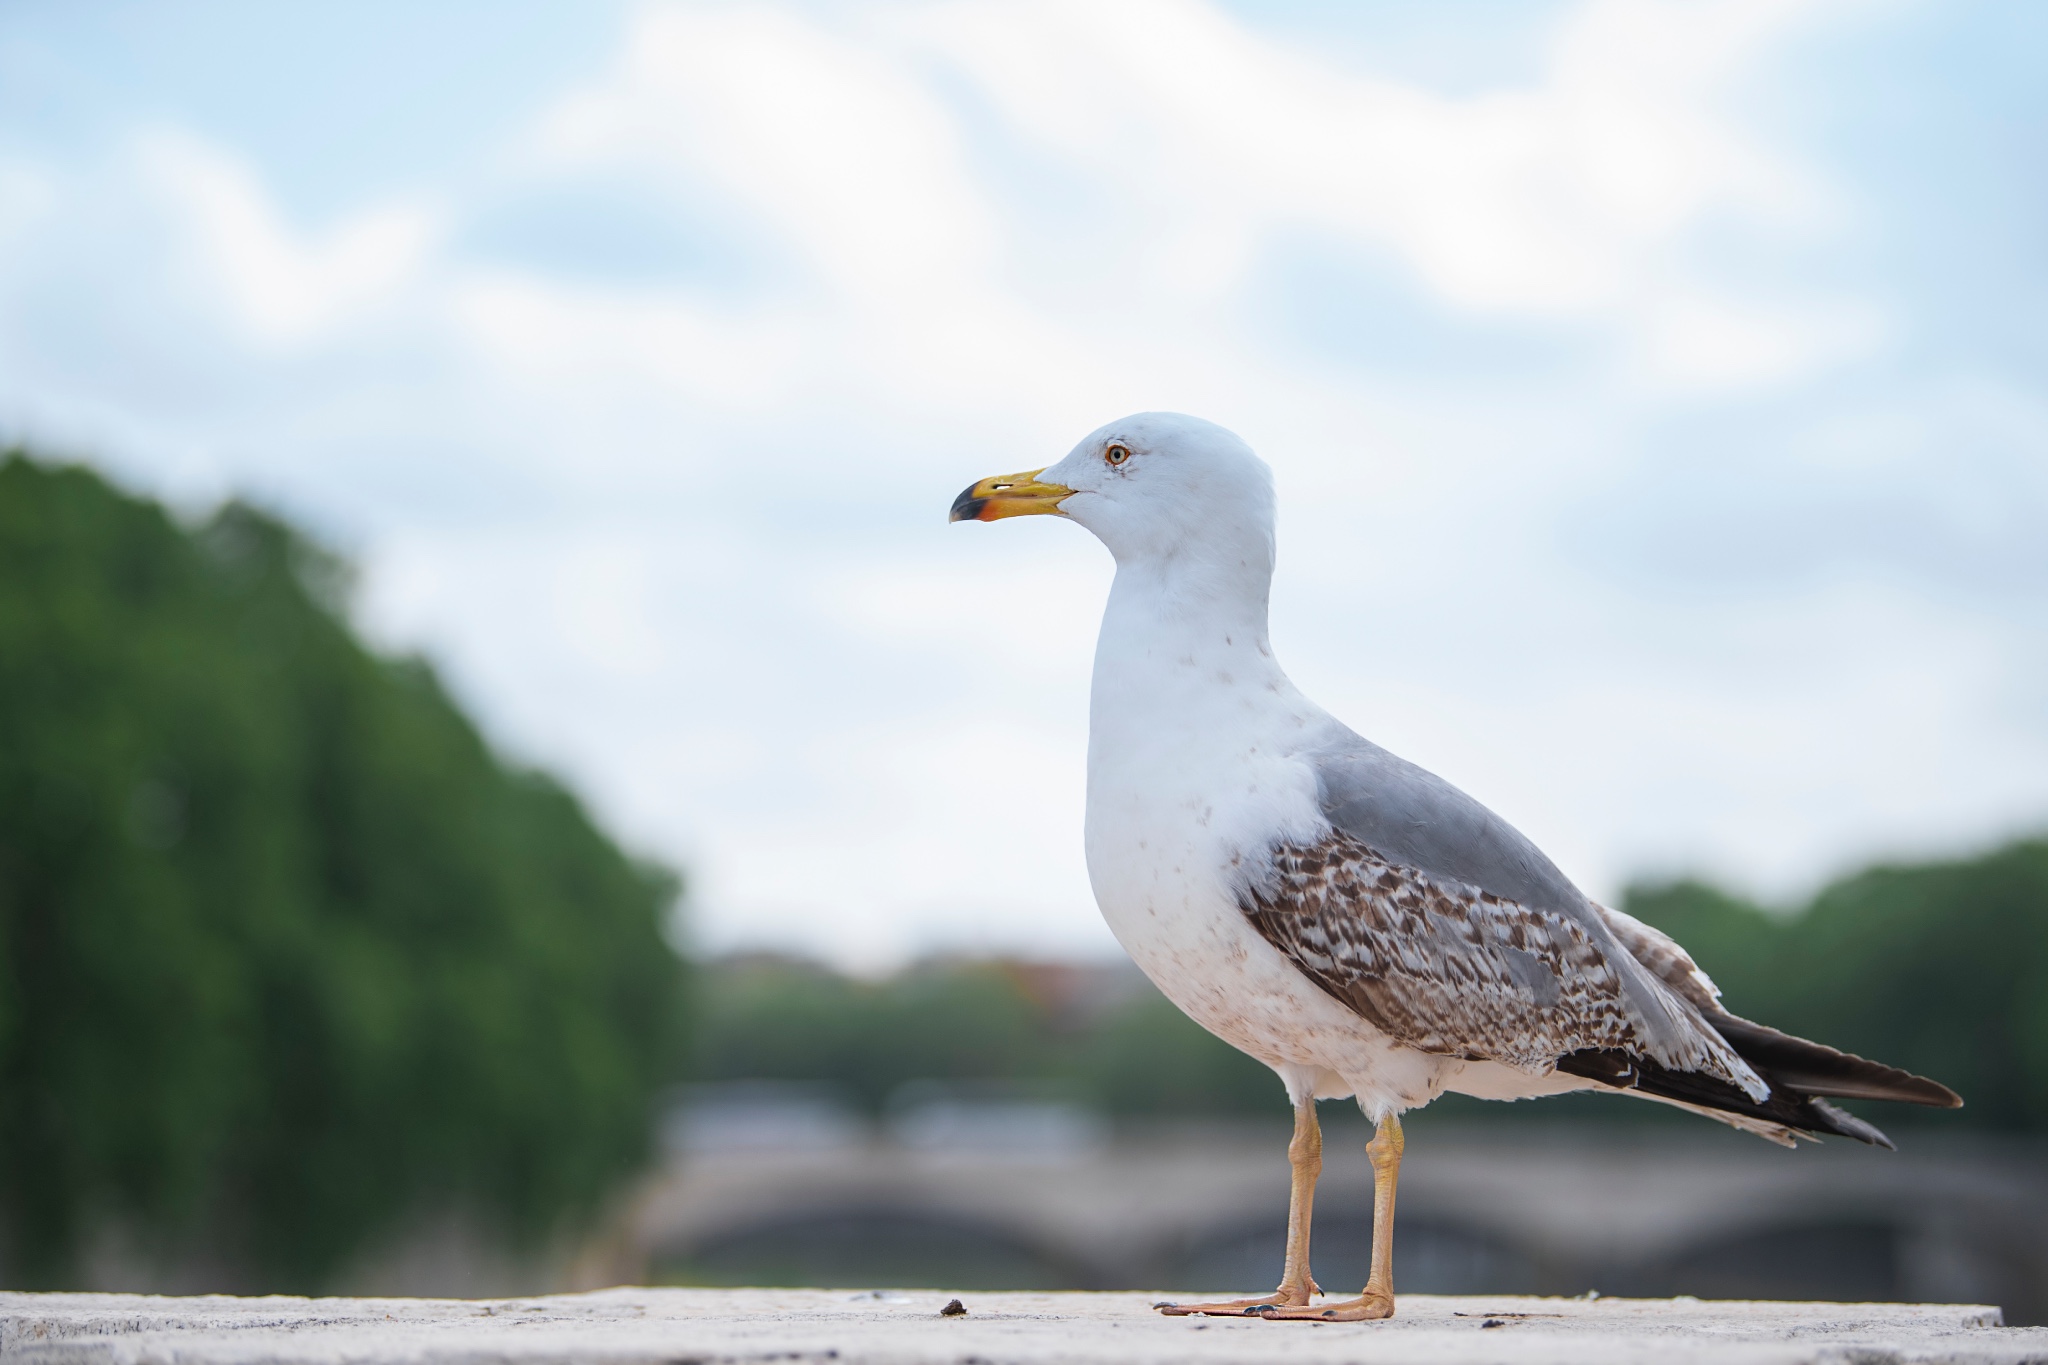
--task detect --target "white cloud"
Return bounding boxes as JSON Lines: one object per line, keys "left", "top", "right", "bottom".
{"left": 138, "top": 129, "right": 439, "bottom": 344}
{"left": 535, "top": 6, "right": 994, "bottom": 305}
{"left": 917, "top": 0, "right": 1840, "bottom": 346}
{"left": 1639, "top": 289, "right": 1888, "bottom": 388}
{"left": 450, "top": 269, "right": 804, "bottom": 404}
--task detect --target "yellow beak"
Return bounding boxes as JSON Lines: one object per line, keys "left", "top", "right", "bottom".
{"left": 948, "top": 468, "right": 1075, "bottom": 523}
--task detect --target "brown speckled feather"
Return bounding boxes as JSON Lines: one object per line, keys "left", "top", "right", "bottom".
{"left": 1239, "top": 829, "right": 1644, "bottom": 1074}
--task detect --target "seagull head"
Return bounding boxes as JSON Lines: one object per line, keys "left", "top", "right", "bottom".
{"left": 949, "top": 412, "right": 1275, "bottom": 567}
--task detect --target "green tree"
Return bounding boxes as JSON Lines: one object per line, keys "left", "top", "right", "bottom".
{"left": 693, "top": 956, "right": 1051, "bottom": 1111}
{"left": 693, "top": 954, "right": 1284, "bottom": 1116}
{"left": 0, "top": 452, "right": 687, "bottom": 1288}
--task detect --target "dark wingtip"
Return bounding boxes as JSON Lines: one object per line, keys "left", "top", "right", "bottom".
{"left": 1923, "top": 1074, "right": 1966, "bottom": 1109}
{"left": 1710, "top": 1015, "right": 1965, "bottom": 1109}
{"left": 949, "top": 484, "right": 987, "bottom": 523}
{"left": 1912, "top": 1078, "right": 1966, "bottom": 1109}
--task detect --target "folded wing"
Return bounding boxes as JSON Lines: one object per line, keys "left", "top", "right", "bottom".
{"left": 1239, "top": 731, "right": 1960, "bottom": 1147}
{"left": 1284, "top": 732, "right": 1761, "bottom": 1092}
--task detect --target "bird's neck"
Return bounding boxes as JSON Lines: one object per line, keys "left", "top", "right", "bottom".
{"left": 1088, "top": 553, "right": 1297, "bottom": 754}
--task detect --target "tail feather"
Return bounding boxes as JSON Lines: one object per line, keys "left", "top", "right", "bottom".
{"left": 1558, "top": 1017, "right": 1960, "bottom": 1148}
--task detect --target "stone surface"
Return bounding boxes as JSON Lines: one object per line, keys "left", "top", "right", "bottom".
{"left": 5, "top": 1289, "right": 2047, "bottom": 1365}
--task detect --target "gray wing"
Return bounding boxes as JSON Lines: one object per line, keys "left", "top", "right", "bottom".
{"left": 1239, "top": 725, "right": 1763, "bottom": 1090}
{"left": 1309, "top": 729, "right": 1589, "bottom": 922}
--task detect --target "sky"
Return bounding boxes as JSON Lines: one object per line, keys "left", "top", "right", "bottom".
{"left": 1, "top": 0, "right": 2043, "bottom": 968}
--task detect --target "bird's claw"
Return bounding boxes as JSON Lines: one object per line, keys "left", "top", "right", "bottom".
{"left": 1255, "top": 1291, "right": 1396, "bottom": 1322}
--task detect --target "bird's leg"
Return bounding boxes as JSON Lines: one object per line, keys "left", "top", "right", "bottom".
{"left": 1277, "top": 1097, "right": 1326, "bottom": 1300}
{"left": 1156, "top": 1097, "right": 1323, "bottom": 1315}
{"left": 1259, "top": 1112, "right": 1401, "bottom": 1322}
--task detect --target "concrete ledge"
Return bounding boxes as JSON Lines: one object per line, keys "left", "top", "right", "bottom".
{"left": 3, "top": 1288, "right": 2043, "bottom": 1365}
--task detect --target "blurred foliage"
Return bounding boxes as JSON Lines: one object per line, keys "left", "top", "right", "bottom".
{"left": 0, "top": 452, "right": 687, "bottom": 1289}
{"left": 694, "top": 956, "right": 1280, "bottom": 1115}
{"left": 696, "top": 840, "right": 2048, "bottom": 1132}
{"left": 696, "top": 959, "right": 1050, "bottom": 1110}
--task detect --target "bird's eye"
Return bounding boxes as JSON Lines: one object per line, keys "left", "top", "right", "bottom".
{"left": 1105, "top": 443, "right": 1131, "bottom": 466}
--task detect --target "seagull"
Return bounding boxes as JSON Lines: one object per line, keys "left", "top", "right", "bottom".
{"left": 950, "top": 413, "right": 1961, "bottom": 1322}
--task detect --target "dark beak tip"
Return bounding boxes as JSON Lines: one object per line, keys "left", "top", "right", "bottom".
{"left": 949, "top": 485, "right": 987, "bottom": 523}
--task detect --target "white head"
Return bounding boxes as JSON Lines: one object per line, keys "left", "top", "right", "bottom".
{"left": 949, "top": 413, "right": 1275, "bottom": 574}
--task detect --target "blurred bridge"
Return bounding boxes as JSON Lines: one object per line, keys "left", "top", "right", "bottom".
{"left": 619, "top": 1089, "right": 2048, "bottom": 1323}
